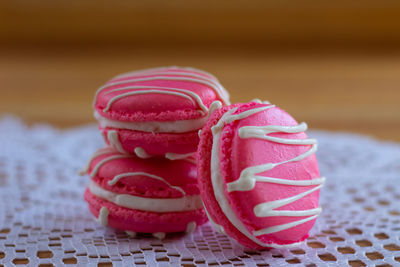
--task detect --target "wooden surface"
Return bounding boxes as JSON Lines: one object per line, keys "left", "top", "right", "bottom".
{"left": 0, "top": 48, "right": 399, "bottom": 141}
{"left": 2, "top": 0, "right": 400, "bottom": 49}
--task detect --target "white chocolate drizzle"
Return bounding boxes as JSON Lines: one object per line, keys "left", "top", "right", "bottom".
{"left": 107, "top": 130, "right": 126, "bottom": 154}
{"left": 88, "top": 181, "right": 203, "bottom": 212}
{"left": 107, "top": 172, "right": 186, "bottom": 196}
{"left": 185, "top": 221, "right": 197, "bottom": 234}
{"left": 79, "top": 147, "right": 115, "bottom": 175}
{"left": 115, "top": 66, "right": 219, "bottom": 82}
{"left": 97, "top": 206, "right": 109, "bottom": 227}
{"left": 134, "top": 146, "right": 196, "bottom": 163}
{"left": 93, "top": 67, "right": 230, "bottom": 116}
{"left": 89, "top": 154, "right": 131, "bottom": 177}
{"left": 103, "top": 84, "right": 209, "bottom": 112}
{"left": 134, "top": 147, "right": 152, "bottom": 159}
{"left": 103, "top": 87, "right": 203, "bottom": 113}
{"left": 167, "top": 153, "right": 197, "bottom": 164}
{"left": 204, "top": 206, "right": 225, "bottom": 234}
{"left": 228, "top": 122, "right": 324, "bottom": 192}
{"left": 165, "top": 152, "right": 194, "bottom": 161}
{"left": 210, "top": 103, "right": 325, "bottom": 248}
{"left": 180, "top": 156, "right": 197, "bottom": 165}
{"left": 152, "top": 232, "right": 166, "bottom": 240}
{"left": 251, "top": 99, "right": 270, "bottom": 104}
{"left": 207, "top": 100, "right": 222, "bottom": 118}
{"left": 197, "top": 100, "right": 221, "bottom": 139}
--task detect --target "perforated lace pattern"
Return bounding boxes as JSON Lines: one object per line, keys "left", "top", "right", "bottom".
{"left": 0, "top": 117, "right": 399, "bottom": 266}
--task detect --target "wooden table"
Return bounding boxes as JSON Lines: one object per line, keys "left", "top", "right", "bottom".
{"left": 1, "top": 47, "right": 399, "bottom": 141}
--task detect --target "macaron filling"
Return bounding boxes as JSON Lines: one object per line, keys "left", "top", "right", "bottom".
{"left": 88, "top": 180, "right": 203, "bottom": 213}
{"left": 95, "top": 110, "right": 207, "bottom": 133}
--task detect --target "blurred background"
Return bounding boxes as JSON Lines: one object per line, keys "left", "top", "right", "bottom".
{"left": 1, "top": 0, "right": 400, "bottom": 140}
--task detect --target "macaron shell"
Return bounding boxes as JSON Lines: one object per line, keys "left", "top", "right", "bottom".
{"left": 223, "top": 104, "right": 320, "bottom": 245}
{"left": 198, "top": 102, "right": 323, "bottom": 249}
{"left": 101, "top": 127, "right": 200, "bottom": 156}
{"left": 96, "top": 80, "right": 216, "bottom": 121}
{"left": 85, "top": 189, "right": 208, "bottom": 233}
{"left": 94, "top": 66, "right": 230, "bottom": 122}
{"left": 87, "top": 148, "right": 199, "bottom": 198}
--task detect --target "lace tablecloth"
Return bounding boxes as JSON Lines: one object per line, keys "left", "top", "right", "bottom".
{"left": 0, "top": 116, "right": 400, "bottom": 267}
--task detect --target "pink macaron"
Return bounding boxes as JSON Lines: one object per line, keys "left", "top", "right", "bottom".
{"left": 93, "top": 66, "right": 230, "bottom": 159}
{"left": 82, "top": 147, "right": 208, "bottom": 238}
{"left": 197, "top": 101, "right": 325, "bottom": 249}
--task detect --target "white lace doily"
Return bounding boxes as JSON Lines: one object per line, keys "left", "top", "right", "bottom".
{"left": 0, "top": 116, "right": 400, "bottom": 267}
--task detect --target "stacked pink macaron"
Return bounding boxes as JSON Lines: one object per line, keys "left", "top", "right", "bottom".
{"left": 82, "top": 66, "right": 230, "bottom": 238}
{"left": 93, "top": 66, "right": 229, "bottom": 158}
{"left": 82, "top": 66, "right": 325, "bottom": 249}
{"left": 82, "top": 148, "right": 206, "bottom": 238}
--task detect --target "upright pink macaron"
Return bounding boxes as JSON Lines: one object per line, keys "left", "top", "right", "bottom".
{"left": 93, "top": 66, "right": 230, "bottom": 159}
{"left": 82, "top": 147, "right": 208, "bottom": 238}
{"left": 197, "top": 101, "right": 325, "bottom": 249}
